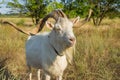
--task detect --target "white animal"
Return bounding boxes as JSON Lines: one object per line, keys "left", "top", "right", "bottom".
{"left": 3, "top": 10, "right": 79, "bottom": 80}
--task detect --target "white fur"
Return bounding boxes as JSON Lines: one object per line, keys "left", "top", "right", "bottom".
{"left": 25, "top": 17, "right": 79, "bottom": 80}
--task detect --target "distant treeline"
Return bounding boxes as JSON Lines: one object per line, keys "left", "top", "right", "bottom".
{"left": 1, "top": 0, "right": 120, "bottom": 26}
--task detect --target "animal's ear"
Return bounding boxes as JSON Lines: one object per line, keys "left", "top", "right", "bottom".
{"left": 72, "top": 16, "right": 80, "bottom": 24}
{"left": 46, "top": 21, "right": 54, "bottom": 30}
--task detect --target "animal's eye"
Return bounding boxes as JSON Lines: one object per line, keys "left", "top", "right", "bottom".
{"left": 54, "top": 24, "right": 62, "bottom": 31}
{"left": 55, "top": 27, "right": 61, "bottom": 31}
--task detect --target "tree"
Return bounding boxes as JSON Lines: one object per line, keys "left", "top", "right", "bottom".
{"left": 60, "top": 0, "right": 120, "bottom": 26}
{"left": 25, "top": 0, "right": 47, "bottom": 25}
{"left": 8, "top": 0, "right": 47, "bottom": 25}
{"left": 7, "top": 0, "right": 25, "bottom": 16}
{"left": 61, "top": 0, "right": 78, "bottom": 17}
{"left": 0, "top": 0, "right": 4, "bottom": 4}
{"left": 88, "top": 0, "right": 120, "bottom": 26}
{"left": 46, "top": 1, "right": 63, "bottom": 14}
{"left": 7, "top": 0, "right": 120, "bottom": 26}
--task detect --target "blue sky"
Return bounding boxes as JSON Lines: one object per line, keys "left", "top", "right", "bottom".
{"left": 0, "top": 0, "right": 61, "bottom": 14}
{"left": 0, "top": 0, "right": 24, "bottom": 14}
{"left": 0, "top": 0, "right": 12, "bottom": 14}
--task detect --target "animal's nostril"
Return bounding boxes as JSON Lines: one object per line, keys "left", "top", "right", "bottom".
{"left": 69, "top": 38, "right": 75, "bottom": 42}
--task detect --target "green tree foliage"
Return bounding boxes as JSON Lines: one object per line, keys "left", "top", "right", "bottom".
{"left": 8, "top": 0, "right": 47, "bottom": 25}
{"left": 88, "top": 0, "right": 120, "bottom": 26}
{"left": 7, "top": 0, "right": 120, "bottom": 26}
{"left": 25, "top": 0, "right": 47, "bottom": 25}
{"left": 46, "top": 1, "right": 63, "bottom": 14}
{"left": 61, "top": 0, "right": 78, "bottom": 17}
{"left": 60, "top": 0, "right": 90, "bottom": 18}
{"left": 61, "top": 0, "right": 120, "bottom": 26}
{"left": 7, "top": 0, "right": 25, "bottom": 16}
{"left": 0, "top": 0, "right": 4, "bottom": 4}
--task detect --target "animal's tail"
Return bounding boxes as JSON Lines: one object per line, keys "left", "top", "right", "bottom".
{"left": 2, "top": 21, "right": 34, "bottom": 36}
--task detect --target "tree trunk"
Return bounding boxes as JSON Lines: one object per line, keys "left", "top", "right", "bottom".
{"left": 32, "top": 16, "right": 35, "bottom": 24}
{"left": 35, "top": 18, "right": 39, "bottom": 25}
{"left": 92, "top": 17, "right": 96, "bottom": 25}
{"left": 86, "top": 9, "right": 93, "bottom": 21}
{"left": 98, "top": 15, "right": 104, "bottom": 26}
{"left": 92, "top": 13, "right": 105, "bottom": 26}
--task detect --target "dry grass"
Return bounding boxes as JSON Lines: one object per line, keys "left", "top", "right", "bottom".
{"left": 0, "top": 18, "right": 120, "bottom": 80}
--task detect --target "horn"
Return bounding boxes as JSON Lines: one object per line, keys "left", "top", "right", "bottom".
{"left": 2, "top": 10, "right": 67, "bottom": 36}
{"left": 36, "top": 9, "right": 67, "bottom": 33}
{"left": 2, "top": 20, "right": 30, "bottom": 35}
{"left": 57, "top": 9, "right": 67, "bottom": 18}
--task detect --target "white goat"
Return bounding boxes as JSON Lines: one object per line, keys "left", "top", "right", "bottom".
{"left": 3, "top": 10, "right": 79, "bottom": 80}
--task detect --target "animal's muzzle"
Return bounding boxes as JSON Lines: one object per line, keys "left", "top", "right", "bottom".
{"left": 68, "top": 37, "right": 76, "bottom": 47}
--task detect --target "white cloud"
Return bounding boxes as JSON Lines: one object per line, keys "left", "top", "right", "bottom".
{"left": 0, "top": 0, "right": 20, "bottom": 14}
{"left": 0, "top": 7, "right": 11, "bottom": 14}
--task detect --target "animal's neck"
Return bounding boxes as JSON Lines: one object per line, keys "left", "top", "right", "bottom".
{"left": 48, "top": 33, "right": 67, "bottom": 55}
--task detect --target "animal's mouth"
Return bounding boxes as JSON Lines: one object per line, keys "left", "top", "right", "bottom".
{"left": 63, "top": 37, "right": 76, "bottom": 47}
{"left": 67, "top": 39, "right": 76, "bottom": 47}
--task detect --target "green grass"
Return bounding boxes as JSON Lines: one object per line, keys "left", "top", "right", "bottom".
{"left": 0, "top": 18, "right": 120, "bottom": 80}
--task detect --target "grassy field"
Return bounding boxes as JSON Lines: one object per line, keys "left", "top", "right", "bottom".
{"left": 0, "top": 18, "right": 120, "bottom": 80}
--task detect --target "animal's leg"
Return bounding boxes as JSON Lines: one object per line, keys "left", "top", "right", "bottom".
{"left": 27, "top": 66, "right": 32, "bottom": 80}
{"left": 29, "top": 73, "right": 32, "bottom": 80}
{"left": 44, "top": 74, "right": 51, "bottom": 80}
{"left": 56, "top": 76, "right": 62, "bottom": 80}
{"left": 37, "top": 69, "right": 41, "bottom": 80}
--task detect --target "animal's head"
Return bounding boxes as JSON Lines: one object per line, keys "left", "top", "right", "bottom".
{"left": 37, "top": 9, "right": 79, "bottom": 47}
{"left": 45, "top": 11, "right": 79, "bottom": 47}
